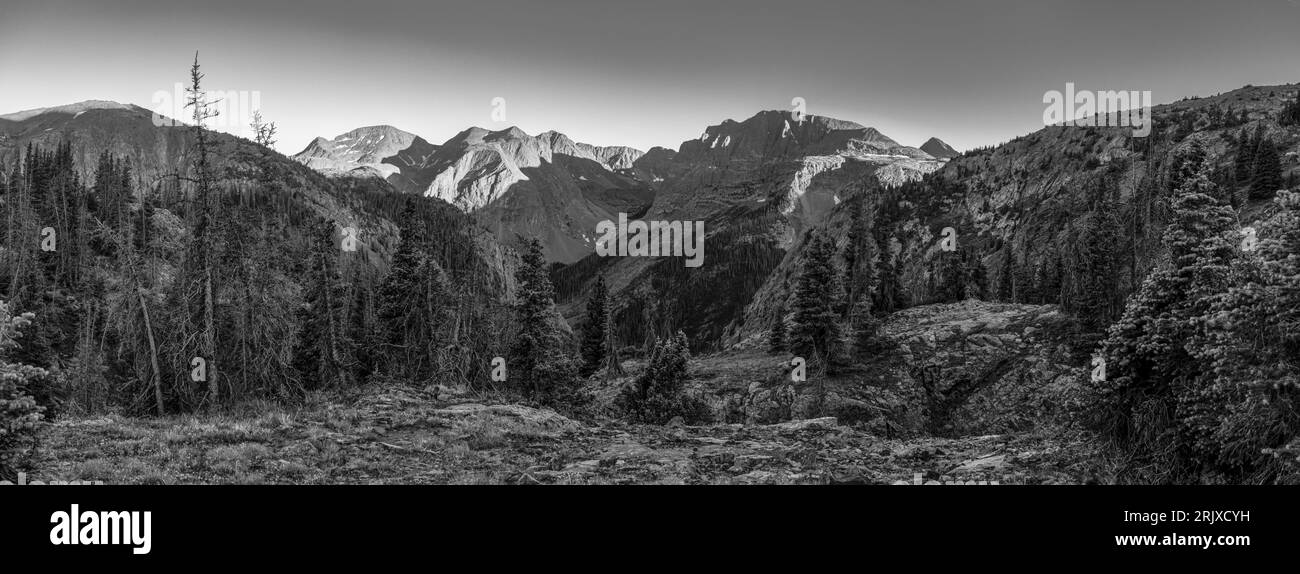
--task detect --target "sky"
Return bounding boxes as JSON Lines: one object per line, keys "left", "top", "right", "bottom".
{"left": 1, "top": 0, "right": 1298, "bottom": 155}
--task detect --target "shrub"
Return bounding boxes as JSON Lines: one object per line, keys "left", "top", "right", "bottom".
{"left": 618, "top": 331, "right": 712, "bottom": 424}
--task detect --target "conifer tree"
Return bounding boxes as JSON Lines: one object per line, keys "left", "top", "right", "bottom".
{"left": 1233, "top": 128, "right": 1257, "bottom": 187}
{"left": 1250, "top": 137, "right": 1282, "bottom": 199}
{"left": 787, "top": 229, "right": 843, "bottom": 365}
{"left": 377, "top": 201, "right": 450, "bottom": 381}
{"left": 1279, "top": 90, "right": 1300, "bottom": 126}
{"left": 510, "top": 237, "right": 582, "bottom": 405}
{"left": 843, "top": 199, "right": 879, "bottom": 314}
{"left": 1075, "top": 205, "right": 1121, "bottom": 330}
{"left": 0, "top": 300, "right": 45, "bottom": 479}
{"left": 292, "top": 221, "right": 353, "bottom": 388}
{"left": 179, "top": 52, "right": 221, "bottom": 406}
{"left": 767, "top": 301, "right": 786, "bottom": 354}
{"left": 1096, "top": 172, "right": 1238, "bottom": 472}
{"left": 579, "top": 275, "right": 609, "bottom": 377}
{"left": 619, "top": 330, "right": 708, "bottom": 424}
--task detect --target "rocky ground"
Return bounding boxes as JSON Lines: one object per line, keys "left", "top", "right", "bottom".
{"left": 32, "top": 383, "right": 1099, "bottom": 485}
{"left": 29, "top": 300, "right": 1107, "bottom": 485}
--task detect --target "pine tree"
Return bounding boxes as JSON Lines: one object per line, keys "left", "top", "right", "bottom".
{"left": 1168, "top": 137, "right": 1207, "bottom": 196}
{"left": 1034, "top": 247, "right": 1063, "bottom": 304}
{"left": 1250, "top": 137, "right": 1282, "bottom": 200}
{"left": 1013, "top": 251, "right": 1037, "bottom": 304}
{"left": 1075, "top": 205, "right": 1121, "bottom": 330}
{"left": 937, "top": 244, "right": 987, "bottom": 302}
{"left": 1279, "top": 90, "right": 1300, "bottom": 126}
{"left": 787, "top": 229, "right": 843, "bottom": 366}
{"left": 1233, "top": 128, "right": 1257, "bottom": 188}
{"left": 618, "top": 330, "right": 708, "bottom": 424}
{"left": 181, "top": 52, "right": 221, "bottom": 406}
{"left": 579, "top": 275, "right": 609, "bottom": 377}
{"left": 767, "top": 301, "right": 786, "bottom": 354}
{"left": 843, "top": 199, "right": 879, "bottom": 314}
{"left": 376, "top": 200, "right": 450, "bottom": 380}
{"left": 1096, "top": 172, "right": 1239, "bottom": 473}
{"left": 996, "top": 247, "right": 1014, "bottom": 302}
{"left": 510, "top": 237, "right": 582, "bottom": 406}
{"left": 292, "top": 220, "right": 353, "bottom": 388}
{"left": 0, "top": 299, "right": 46, "bottom": 479}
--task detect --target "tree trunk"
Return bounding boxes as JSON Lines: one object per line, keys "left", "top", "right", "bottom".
{"left": 138, "top": 288, "right": 165, "bottom": 416}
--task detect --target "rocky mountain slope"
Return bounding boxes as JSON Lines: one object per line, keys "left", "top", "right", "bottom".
{"left": 293, "top": 125, "right": 654, "bottom": 263}
{"left": 728, "top": 83, "right": 1300, "bottom": 346}
{"left": 0, "top": 100, "right": 518, "bottom": 295}
{"left": 293, "top": 125, "right": 421, "bottom": 179}
{"left": 554, "top": 110, "right": 946, "bottom": 348}
{"left": 920, "top": 137, "right": 959, "bottom": 160}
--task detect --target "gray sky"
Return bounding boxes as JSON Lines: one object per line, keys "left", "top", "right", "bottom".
{"left": 2, "top": 0, "right": 1298, "bottom": 155}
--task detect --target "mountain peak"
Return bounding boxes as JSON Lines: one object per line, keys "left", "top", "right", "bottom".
{"left": 919, "top": 137, "right": 959, "bottom": 159}
{"left": 680, "top": 109, "right": 910, "bottom": 160}
{"left": 488, "top": 126, "right": 530, "bottom": 140}
{"left": 0, "top": 100, "right": 136, "bottom": 122}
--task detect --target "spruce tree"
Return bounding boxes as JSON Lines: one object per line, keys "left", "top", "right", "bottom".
{"left": 579, "top": 275, "right": 609, "bottom": 377}
{"left": 843, "top": 199, "right": 878, "bottom": 314}
{"left": 1233, "top": 128, "right": 1256, "bottom": 187}
{"left": 787, "top": 229, "right": 843, "bottom": 365}
{"left": 619, "top": 330, "right": 707, "bottom": 424}
{"left": 510, "top": 237, "right": 582, "bottom": 406}
{"left": 1075, "top": 205, "right": 1121, "bottom": 330}
{"left": 1096, "top": 172, "right": 1238, "bottom": 472}
{"left": 1250, "top": 137, "right": 1282, "bottom": 199}
{"left": 376, "top": 200, "right": 450, "bottom": 381}
{"left": 0, "top": 300, "right": 46, "bottom": 479}
{"left": 767, "top": 301, "right": 786, "bottom": 354}
{"left": 292, "top": 220, "right": 353, "bottom": 389}
{"left": 1280, "top": 90, "right": 1300, "bottom": 126}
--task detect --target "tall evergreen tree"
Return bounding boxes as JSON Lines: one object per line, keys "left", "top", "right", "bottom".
{"left": 1074, "top": 205, "right": 1122, "bottom": 330}
{"left": 1233, "top": 128, "right": 1257, "bottom": 188}
{"left": 1096, "top": 172, "right": 1239, "bottom": 474}
{"left": 787, "top": 229, "right": 843, "bottom": 365}
{"left": 1279, "top": 90, "right": 1300, "bottom": 126}
{"left": 292, "top": 221, "right": 353, "bottom": 388}
{"left": 767, "top": 301, "right": 786, "bottom": 354}
{"left": 510, "top": 237, "right": 582, "bottom": 405}
{"left": 579, "top": 275, "right": 609, "bottom": 377}
{"left": 1250, "top": 137, "right": 1282, "bottom": 199}
{"left": 843, "top": 198, "right": 879, "bottom": 315}
{"left": 376, "top": 201, "right": 450, "bottom": 381}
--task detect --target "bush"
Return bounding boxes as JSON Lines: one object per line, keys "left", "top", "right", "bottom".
{"left": 0, "top": 300, "right": 48, "bottom": 479}
{"left": 617, "top": 331, "right": 712, "bottom": 425}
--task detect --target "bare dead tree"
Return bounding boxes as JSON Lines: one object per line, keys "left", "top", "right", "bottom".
{"left": 185, "top": 52, "right": 221, "bottom": 407}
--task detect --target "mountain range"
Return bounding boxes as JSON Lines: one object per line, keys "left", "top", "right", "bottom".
{"left": 289, "top": 112, "right": 952, "bottom": 262}
{"left": 4, "top": 83, "right": 1298, "bottom": 356}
